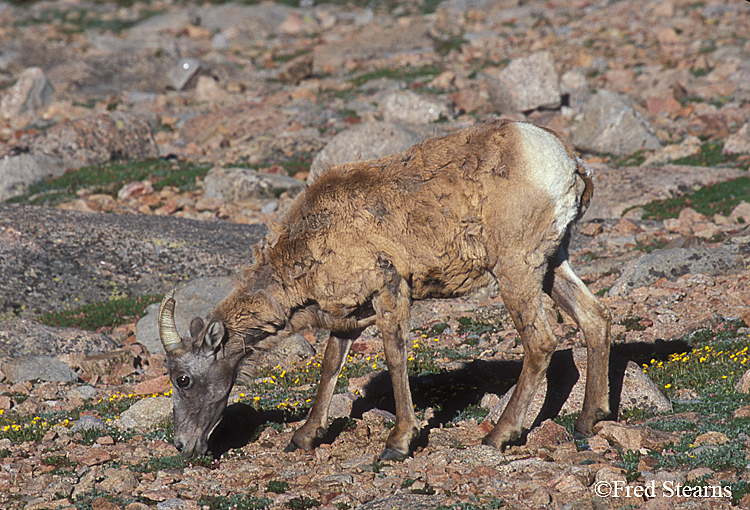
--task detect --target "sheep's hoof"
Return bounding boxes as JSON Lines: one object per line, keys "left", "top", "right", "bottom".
{"left": 482, "top": 434, "right": 507, "bottom": 452}
{"left": 378, "top": 447, "right": 408, "bottom": 462}
{"left": 574, "top": 408, "right": 609, "bottom": 439}
{"left": 283, "top": 441, "right": 300, "bottom": 453}
{"left": 482, "top": 427, "right": 520, "bottom": 451}
{"left": 571, "top": 428, "right": 589, "bottom": 440}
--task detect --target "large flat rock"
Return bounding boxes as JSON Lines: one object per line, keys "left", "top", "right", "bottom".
{"left": 0, "top": 204, "right": 267, "bottom": 318}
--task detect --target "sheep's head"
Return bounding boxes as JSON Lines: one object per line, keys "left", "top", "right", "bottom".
{"left": 158, "top": 291, "right": 238, "bottom": 457}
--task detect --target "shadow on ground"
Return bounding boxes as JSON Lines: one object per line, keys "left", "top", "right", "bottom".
{"left": 207, "top": 339, "right": 691, "bottom": 458}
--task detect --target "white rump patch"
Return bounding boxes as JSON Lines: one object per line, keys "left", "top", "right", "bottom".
{"left": 515, "top": 122, "right": 580, "bottom": 236}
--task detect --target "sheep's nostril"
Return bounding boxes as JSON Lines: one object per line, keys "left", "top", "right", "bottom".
{"left": 174, "top": 440, "right": 184, "bottom": 452}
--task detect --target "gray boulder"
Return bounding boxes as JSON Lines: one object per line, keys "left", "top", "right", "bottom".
{"left": 1, "top": 356, "right": 78, "bottom": 383}
{"left": 381, "top": 90, "right": 452, "bottom": 124}
{"left": 47, "top": 52, "right": 172, "bottom": 101}
{"left": 560, "top": 69, "right": 592, "bottom": 113}
{"left": 136, "top": 277, "right": 233, "bottom": 354}
{"left": 67, "top": 385, "right": 98, "bottom": 401}
{"left": 0, "top": 319, "right": 119, "bottom": 360}
{"left": 0, "top": 67, "right": 55, "bottom": 127}
{"left": 723, "top": 122, "right": 750, "bottom": 155}
{"left": 267, "top": 333, "right": 316, "bottom": 360}
{"left": 0, "top": 203, "right": 267, "bottom": 318}
{"left": 22, "top": 112, "right": 158, "bottom": 167}
{"left": 203, "top": 167, "right": 304, "bottom": 202}
{"left": 485, "top": 51, "right": 561, "bottom": 113}
{"left": 328, "top": 392, "right": 359, "bottom": 419}
{"left": 137, "top": 276, "right": 316, "bottom": 359}
{"left": 309, "top": 121, "right": 443, "bottom": 182}
{"left": 0, "top": 154, "right": 70, "bottom": 202}
{"left": 571, "top": 89, "right": 661, "bottom": 156}
{"left": 115, "top": 396, "right": 173, "bottom": 430}
{"left": 168, "top": 58, "right": 210, "bottom": 91}
{"left": 609, "top": 246, "right": 744, "bottom": 296}
{"left": 72, "top": 415, "right": 107, "bottom": 432}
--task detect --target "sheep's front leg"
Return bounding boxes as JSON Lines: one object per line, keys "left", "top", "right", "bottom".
{"left": 548, "top": 257, "right": 612, "bottom": 436}
{"left": 483, "top": 265, "right": 556, "bottom": 451}
{"left": 287, "top": 331, "right": 356, "bottom": 452}
{"left": 373, "top": 278, "right": 419, "bottom": 460}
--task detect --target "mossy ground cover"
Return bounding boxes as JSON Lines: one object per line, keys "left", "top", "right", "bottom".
{"left": 641, "top": 176, "right": 750, "bottom": 221}
{"left": 349, "top": 65, "right": 444, "bottom": 89}
{"left": 8, "top": 158, "right": 210, "bottom": 207}
{"left": 199, "top": 492, "right": 273, "bottom": 510}
{"left": 634, "top": 140, "right": 750, "bottom": 221}
{"left": 37, "top": 294, "right": 162, "bottom": 332}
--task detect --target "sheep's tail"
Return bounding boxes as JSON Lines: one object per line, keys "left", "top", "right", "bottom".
{"left": 575, "top": 155, "right": 594, "bottom": 215}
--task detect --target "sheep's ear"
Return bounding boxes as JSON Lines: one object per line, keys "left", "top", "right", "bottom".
{"left": 189, "top": 317, "right": 205, "bottom": 340}
{"left": 203, "top": 319, "right": 226, "bottom": 353}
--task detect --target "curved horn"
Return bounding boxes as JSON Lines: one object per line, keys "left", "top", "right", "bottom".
{"left": 158, "top": 290, "right": 182, "bottom": 353}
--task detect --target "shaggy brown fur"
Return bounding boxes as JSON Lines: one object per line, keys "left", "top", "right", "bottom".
{"left": 160, "top": 119, "right": 611, "bottom": 459}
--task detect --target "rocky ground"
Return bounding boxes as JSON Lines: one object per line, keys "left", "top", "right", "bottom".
{"left": 1, "top": 0, "right": 750, "bottom": 509}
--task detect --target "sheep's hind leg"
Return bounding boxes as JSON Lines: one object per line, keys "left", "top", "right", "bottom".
{"left": 483, "top": 263, "right": 556, "bottom": 451}
{"left": 374, "top": 278, "right": 419, "bottom": 461}
{"left": 548, "top": 255, "right": 612, "bottom": 437}
{"left": 286, "top": 331, "right": 357, "bottom": 452}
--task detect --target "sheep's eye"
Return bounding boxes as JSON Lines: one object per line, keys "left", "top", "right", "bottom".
{"left": 176, "top": 375, "right": 191, "bottom": 389}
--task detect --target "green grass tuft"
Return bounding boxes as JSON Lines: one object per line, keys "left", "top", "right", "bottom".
{"left": 8, "top": 158, "right": 210, "bottom": 207}
{"left": 199, "top": 493, "right": 272, "bottom": 510}
{"left": 132, "top": 453, "right": 219, "bottom": 473}
{"left": 37, "top": 294, "right": 161, "bottom": 332}
{"left": 286, "top": 496, "right": 321, "bottom": 509}
{"left": 641, "top": 176, "right": 750, "bottom": 221}
{"left": 266, "top": 480, "right": 290, "bottom": 494}
{"left": 350, "top": 65, "right": 443, "bottom": 88}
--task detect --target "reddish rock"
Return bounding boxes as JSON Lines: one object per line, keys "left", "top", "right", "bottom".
{"left": 91, "top": 497, "right": 121, "bottom": 510}
{"left": 138, "top": 488, "right": 178, "bottom": 502}
{"left": 79, "top": 448, "right": 112, "bottom": 467}
{"left": 450, "top": 88, "right": 492, "bottom": 115}
{"left": 134, "top": 375, "right": 171, "bottom": 396}
{"left": 579, "top": 222, "right": 603, "bottom": 236}
{"left": 526, "top": 419, "right": 572, "bottom": 448}
{"left": 729, "top": 202, "right": 750, "bottom": 225}
{"left": 677, "top": 207, "right": 709, "bottom": 230}
{"left": 81, "top": 349, "right": 136, "bottom": 377}
{"left": 118, "top": 181, "right": 154, "bottom": 200}
{"left": 614, "top": 217, "right": 643, "bottom": 234}
{"left": 593, "top": 422, "right": 679, "bottom": 452}
{"left": 647, "top": 96, "right": 682, "bottom": 117}
{"left": 694, "top": 431, "right": 729, "bottom": 446}
{"left": 277, "top": 54, "right": 314, "bottom": 85}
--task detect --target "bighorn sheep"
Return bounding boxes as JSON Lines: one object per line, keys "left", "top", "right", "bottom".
{"left": 158, "top": 119, "right": 612, "bottom": 459}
